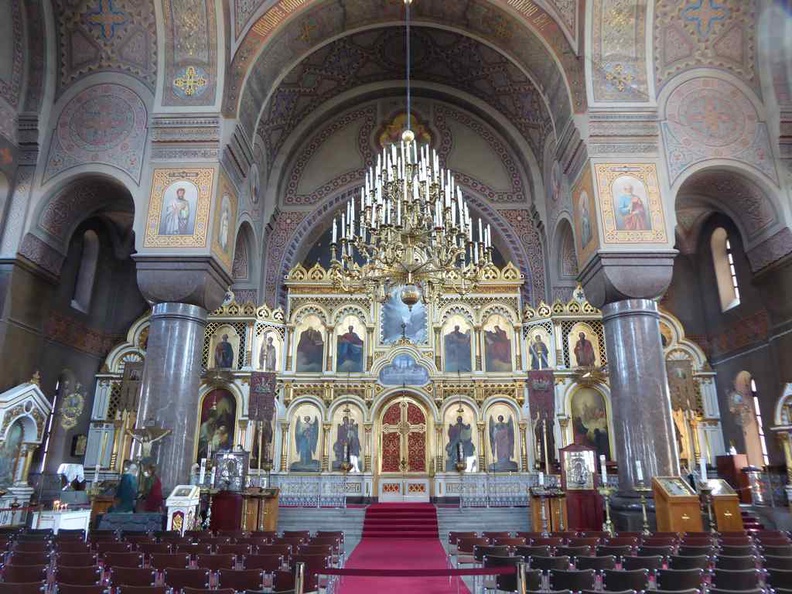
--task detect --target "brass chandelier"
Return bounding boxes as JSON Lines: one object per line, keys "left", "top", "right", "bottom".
{"left": 329, "top": 0, "right": 492, "bottom": 309}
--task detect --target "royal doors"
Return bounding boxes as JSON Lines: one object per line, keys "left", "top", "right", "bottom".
{"left": 378, "top": 397, "right": 430, "bottom": 502}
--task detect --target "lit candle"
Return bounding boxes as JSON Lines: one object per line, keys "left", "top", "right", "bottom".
{"left": 600, "top": 454, "right": 608, "bottom": 483}
{"left": 635, "top": 460, "right": 644, "bottom": 483}
{"left": 199, "top": 459, "right": 206, "bottom": 485}
{"left": 538, "top": 471, "right": 544, "bottom": 486}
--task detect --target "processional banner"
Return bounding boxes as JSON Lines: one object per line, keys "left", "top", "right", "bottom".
{"left": 527, "top": 370, "right": 556, "bottom": 468}
{"left": 249, "top": 372, "right": 277, "bottom": 422}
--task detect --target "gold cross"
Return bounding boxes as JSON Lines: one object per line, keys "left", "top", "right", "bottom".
{"left": 174, "top": 66, "right": 208, "bottom": 97}
{"left": 298, "top": 21, "right": 316, "bottom": 43}
{"left": 85, "top": 0, "right": 127, "bottom": 40}
{"left": 604, "top": 63, "right": 634, "bottom": 93}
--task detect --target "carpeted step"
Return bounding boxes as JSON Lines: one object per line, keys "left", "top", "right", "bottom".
{"left": 361, "top": 503, "right": 439, "bottom": 539}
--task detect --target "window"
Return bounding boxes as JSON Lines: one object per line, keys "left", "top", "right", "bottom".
{"left": 711, "top": 227, "right": 741, "bottom": 311}
{"left": 71, "top": 230, "right": 99, "bottom": 313}
{"left": 751, "top": 379, "right": 770, "bottom": 467}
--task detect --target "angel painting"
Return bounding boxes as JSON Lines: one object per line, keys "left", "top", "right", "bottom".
{"left": 489, "top": 414, "right": 518, "bottom": 471}
{"left": 290, "top": 415, "right": 320, "bottom": 472}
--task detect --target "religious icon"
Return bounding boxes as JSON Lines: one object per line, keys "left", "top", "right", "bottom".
{"left": 258, "top": 333, "right": 278, "bottom": 371}
{"left": 570, "top": 388, "right": 611, "bottom": 460}
{"left": 578, "top": 190, "right": 593, "bottom": 248}
{"left": 336, "top": 318, "right": 365, "bottom": 373}
{"left": 378, "top": 353, "right": 430, "bottom": 386}
{"left": 484, "top": 315, "right": 512, "bottom": 372}
{"left": 214, "top": 334, "right": 234, "bottom": 368}
{"left": 218, "top": 194, "right": 231, "bottom": 252}
{"left": 445, "top": 412, "right": 475, "bottom": 471}
{"left": 443, "top": 316, "right": 472, "bottom": 372}
{"left": 488, "top": 413, "right": 518, "bottom": 471}
{"left": 550, "top": 160, "right": 562, "bottom": 203}
{"left": 573, "top": 330, "right": 597, "bottom": 367}
{"left": 381, "top": 286, "right": 428, "bottom": 345}
{"left": 528, "top": 332, "right": 550, "bottom": 370}
{"left": 332, "top": 414, "right": 361, "bottom": 472}
{"left": 613, "top": 176, "right": 650, "bottom": 231}
{"left": 291, "top": 415, "right": 321, "bottom": 472}
{"left": 0, "top": 420, "right": 23, "bottom": 488}
{"left": 159, "top": 181, "right": 198, "bottom": 236}
{"left": 295, "top": 316, "right": 325, "bottom": 372}
{"left": 196, "top": 389, "right": 236, "bottom": 462}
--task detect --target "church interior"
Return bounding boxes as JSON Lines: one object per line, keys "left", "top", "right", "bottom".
{"left": 0, "top": 0, "right": 792, "bottom": 592}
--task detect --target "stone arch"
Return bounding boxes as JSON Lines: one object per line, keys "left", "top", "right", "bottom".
{"left": 673, "top": 165, "right": 792, "bottom": 273}
{"left": 551, "top": 216, "right": 578, "bottom": 303}
{"left": 227, "top": 0, "right": 583, "bottom": 134}
{"left": 19, "top": 173, "right": 135, "bottom": 279}
{"left": 232, "top": 221, "right": 255, "bottom": 284}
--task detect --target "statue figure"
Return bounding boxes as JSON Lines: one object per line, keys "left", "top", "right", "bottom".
{"left": 127, "top": 425, "right": 171, "bottom": 460}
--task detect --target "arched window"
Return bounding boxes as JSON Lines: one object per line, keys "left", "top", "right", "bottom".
{"left": 71, "top": 230, "right": 99, "bottom": 313}
{"left": 750, "top": 378, "right": 770, "bottom": 467}
{"left": 711, "top": 227, "right": 740, "bottom": 311}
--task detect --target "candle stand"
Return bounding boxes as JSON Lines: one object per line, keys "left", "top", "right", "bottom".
{"left": 635, "top": 483, "right": 652, "bottom": 536}
{"left": 597, "top": 485, "right": 615, "bottom": 537}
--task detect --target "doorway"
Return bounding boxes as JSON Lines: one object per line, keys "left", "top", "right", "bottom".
{"left": 378, "top": 395, "right": 430, "bottom": 502}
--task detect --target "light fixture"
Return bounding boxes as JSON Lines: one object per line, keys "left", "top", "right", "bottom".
{"left": 328, "top": 0, "right": 492, "bottom": 309}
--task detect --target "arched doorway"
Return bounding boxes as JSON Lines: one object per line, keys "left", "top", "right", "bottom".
{"left": 378, "top": 394, "right": 431, "bottom": 502}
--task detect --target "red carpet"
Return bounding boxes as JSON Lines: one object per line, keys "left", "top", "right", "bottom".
{"left": 338, "top": 538, "right": 470, "bottom": 594}
{"left": 362, "top": 503, "right": 439, "bottom": 539}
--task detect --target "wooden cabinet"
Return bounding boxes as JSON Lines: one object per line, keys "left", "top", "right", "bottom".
{"left": 559, "top": 444, "right": 603, "bottom": 531}
{"left": 716, "top": 455, "right": 752, "bottom": 503}
{"left": 530, "top": 492, "right": 568, "bottom": 532}
{"left": 241, "top": 488, "right": 279, "bottom": 532}
{"left": 652, "top": 476, "right": 703, "bottom": 533}
{"left": 708, "top": 479, "right": 744, "bottom": 531}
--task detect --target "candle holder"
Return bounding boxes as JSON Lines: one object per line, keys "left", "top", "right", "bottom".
{"left": 530, "top": 485, "right": 561, "bottom": 537}
{"left": 634, "top": 483, "right": 652, "bottom": 536}
{"left": 598, "top": 486, "right": 615, "bottom": 537}
{"left": 698, "top": 481, "right": 716, "bottom": 534}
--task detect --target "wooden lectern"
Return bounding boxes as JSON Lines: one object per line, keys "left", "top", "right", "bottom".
{"left": 707, "top": 479, "right": 744, "bottom": 531}
{"left": 241, "top": 488, "right": 279, "bottom": 531}
{"left": 716, "top": 455, "right": 752, "bottom": 503}
{"left": 559, "top": 444, "right": 602, "bottom": 531}
{"left": 652, "top": 476, "right": 703, "bottom": 533}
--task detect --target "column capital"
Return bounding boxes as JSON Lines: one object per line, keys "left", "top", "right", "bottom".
{"left": 579, "top": 250, "right": 677, "bottom": 309}
{"left": 134, "top": 254, "right": 231, "bottom": 311}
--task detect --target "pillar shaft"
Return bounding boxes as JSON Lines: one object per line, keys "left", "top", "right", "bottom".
{"left": 601, "top": 299, "right": 679, "bottom": 492}
{"left": 137, "top": 302, "right": 207, "bottom": 491}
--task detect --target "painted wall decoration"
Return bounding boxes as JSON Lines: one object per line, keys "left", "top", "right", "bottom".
{"left": 52, "top": 0, "right": 158, "bottom": 93}
{"left": 595, "top": 163, "right": 667, "bottom": 244}
{"left": 527, "top": 327, "right": 553, "bottom": 370}
{"left": 487, "top": 404, "right": 519, "bottom": 472}
{"left": 568, "top": 323, "right": 601, "bottom": 368}
{"left": 211, "top": 174, "right": 238, "bottom": 271}
{"left": 378, "top": 354, "right": 431, "bottom": 387}
{"left": 571, "top": 165, "right": 599, "bottom": 267}
{"left": 336, "top": 316, "right": 365, "bottom": 373}
{"left": 483, "top": 314, "right": 512, "bottom": 372}
{"left": 289, "top": 402, "right": 322, "bottom": 472}
{"left": 295, "top": 315, "right": 325, "bottom": 372}
{"left": 442, "top": 315, "right": 473, "bottom": 373}
{"left": 161, "top": 0, "right": 217, "bottom": 106}
{"left": 331, "top": 404, "right": 363, "bottom": 472}
{"left": 209, "top": 324, "right": 240, "bottom": 370}
{"left": 197, "top": 388, "right": 236, "bottom": 461}
{"left": 44, "top": 84, "right": 148, "bottom": 183}
{"left": 654, "top": 0, "right": 758, "bottom": 93}
{"left": 662, "top": 77, "right": 776, "bottom": 184}
{"left": 144, "top": 168, "right": 213, "bottom": 248}
{"left": 444, "top": 403, "right": 477, "bottom": 472}
{"left": 256, "top": 331, "right": 281, "bottom": 372}
{"left": 570, "top": 387, "right": 611, "bottom": 460}
{"left": 380, "top": 287, "right": 428, "bottom": 345}
{"left": 590, "top": 0, "right": 650, "bottom": 102}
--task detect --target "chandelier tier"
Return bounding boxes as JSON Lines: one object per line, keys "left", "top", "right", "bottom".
{"left": 329, "top": 129, "right": 493, "bottom": 308}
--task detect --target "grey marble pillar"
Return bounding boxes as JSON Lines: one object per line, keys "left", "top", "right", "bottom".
{"left": 601, "top": 299, "right": 679, "bottom": 492}
{"left": 137, "top": 302, "right": 207, "bottom": 491}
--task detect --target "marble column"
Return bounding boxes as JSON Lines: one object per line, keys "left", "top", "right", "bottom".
{"left": 136, "top": 303, "right": 207, "bottom": 491}
{"left": 601, "top": 299, "right": 678, "bottom": 491}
